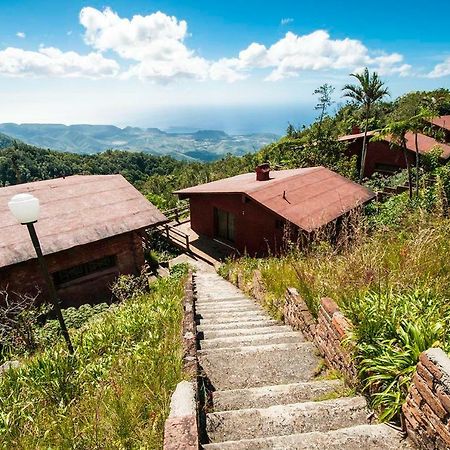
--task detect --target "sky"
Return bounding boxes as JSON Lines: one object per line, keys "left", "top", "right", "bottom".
{"left": 0, "top": 0, "right": 449, "bottom": 134}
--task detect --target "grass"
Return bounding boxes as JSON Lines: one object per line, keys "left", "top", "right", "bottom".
{"left": 0, "top": 269, "right": 187, "bottom": 449}
{"left": 220, "top": 193, "right": 450, "bottom": 422}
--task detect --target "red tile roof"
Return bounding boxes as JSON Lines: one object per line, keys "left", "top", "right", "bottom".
{"left": 339, "top": 130, "right": 450, "bottom": 159}
{"left": 175, "top": 167, "right": 374, "bottom": 233}
{"left": 0, "top": 175, "right": 167, "bottom": 268}
{"left": 430, "top": 115, "right": 450, "bottom": 131}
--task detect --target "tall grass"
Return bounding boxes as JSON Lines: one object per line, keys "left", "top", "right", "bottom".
{"left": 221, "top": 196, "right": 450, "bottom": 421}
{"left": 0, "top": 270, "right": 186, "bottom": 449}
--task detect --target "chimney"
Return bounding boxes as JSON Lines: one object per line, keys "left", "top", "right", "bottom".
{"left": 256, "top": 163, "right": 270, "bottom": 181}
{"left": 351, "top": 125, "right": 361, "bottom": 134}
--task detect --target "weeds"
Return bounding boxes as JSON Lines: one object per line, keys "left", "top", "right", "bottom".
{"left": 0, "top": 267, "right": 187, "bottom": 449}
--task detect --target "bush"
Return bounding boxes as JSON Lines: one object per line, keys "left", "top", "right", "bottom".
{"left": 111, "top": 264, "right": 152, "bottom": 302}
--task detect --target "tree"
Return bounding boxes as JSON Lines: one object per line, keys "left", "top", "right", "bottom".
{"left": 313, "top": 83, "right": 335, "bottom": 142}
{"left": 375, "top": 119, "right": 413, "bottom": 199}
{"left": 342, "top": 68, "right": 390, "bottom": 181}
{"left": 409, "top": 107, "right": 437, "bottom": 195}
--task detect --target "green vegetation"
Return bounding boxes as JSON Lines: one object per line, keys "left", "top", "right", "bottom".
{"left": 220, "top": 177, "right": 450, "bottom": 422}
{"left": 0, "top": 267, "right": 187, "bottom": 449}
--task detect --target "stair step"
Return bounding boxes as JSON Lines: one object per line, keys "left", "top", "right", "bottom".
{"left": 198, "top": 342, "right": 321, "bottom": 389}
{"left": 196, "top": 300, "right": 255, "bottom": 309}
{"left": 196, "top": 295, "right": 249, "bottom": 302}
{"left": 200, "top": 325, "right": 293, "bottom": 339}
{"left": 200, "top": 331, "right": 305, "bottom": 349}
{"left": 198, "top": 313, "right": 269, "bottom": 324}
{"left": 206, "top": 396, "right": 368, "bottom": 442}
{"left": 213, "top": 379, "right": 345, "bottom": 411}
{"left": 197, "top": 310, "right": 267, "bottom": 321}
{"left": 203, "top": 424, "right": 414, "bottom": 449}
{"left": 197, "top": 319, "right": 280, "bottom": 332}
{"left": 196, "top": 302, "right": 259, "bottom": 312}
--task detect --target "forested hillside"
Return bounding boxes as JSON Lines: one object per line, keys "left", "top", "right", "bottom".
{"left": 1, "top": 88, "right": 450, "bottom": 211}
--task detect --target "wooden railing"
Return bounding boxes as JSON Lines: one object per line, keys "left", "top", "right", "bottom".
{"left": 163, "top": 202, "right": 190, "bottom": 223}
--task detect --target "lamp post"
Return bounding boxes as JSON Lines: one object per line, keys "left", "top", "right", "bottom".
{"left": 8, "top": 193, "right": 74, "bottom": 354}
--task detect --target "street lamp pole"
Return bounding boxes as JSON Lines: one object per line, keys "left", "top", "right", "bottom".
{"left": 8, "top": 193, "right": 74, "bottom": 354}
{"left": 25, "top": 222, "right": 74, "bottom": 354}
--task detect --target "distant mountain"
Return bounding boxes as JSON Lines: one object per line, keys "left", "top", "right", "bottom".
{"left": 0, "top": 123, "right": 279, "bottom": 161}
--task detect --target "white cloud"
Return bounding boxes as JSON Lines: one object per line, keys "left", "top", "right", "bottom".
{"left": 215, "top": 30, "right": 412, "bottom": 82}
{"left": 16, "top": 32, "right": 26, "bottom": 39}
{"left": 427, "top": 57, "right": 450, "bottom": 78}
{"left": 0, "top": 46, "right": 119, "bottom": 78}
{"left": 0, "top": 9, "right": 414, "bottom": 83}
{"left": 281, "top": 18, "right": 294, "bottom": 25}
{"left": 79, "top": 7, "right": 209, "bottom": 81}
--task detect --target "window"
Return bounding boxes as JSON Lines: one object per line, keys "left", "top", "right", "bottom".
{"left": 53, "top": 255, "right": 117, "bottom": 286}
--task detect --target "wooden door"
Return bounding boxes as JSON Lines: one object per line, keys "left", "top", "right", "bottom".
{"left": 215, "top": 208, "right": 235, "bottom": 242}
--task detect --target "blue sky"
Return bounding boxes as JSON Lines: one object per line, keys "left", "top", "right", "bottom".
{"left": 0, "top": 0, "right": 449, "bottom": 133}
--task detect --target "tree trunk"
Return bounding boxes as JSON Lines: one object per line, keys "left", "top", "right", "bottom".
{"left": 359, "top": 106, "right": 370, "bottom": 182}
{"left": 317, "top": 106, "right": 325, "bottom": 143}
{"left": 402, "top": 139, "right": 413, "bottom": 199}
{"left": 415, "top": 132, "right": 419, "bottom": 197}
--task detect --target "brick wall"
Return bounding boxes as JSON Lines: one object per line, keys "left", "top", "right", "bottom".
{"left": 403, "top": 348, "right": 450, "bottom": 449}
{"left": 0, "top": 231, "right": 145, "bottom": 307}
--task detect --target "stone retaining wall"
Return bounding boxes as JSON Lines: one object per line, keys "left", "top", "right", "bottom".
{"left": 403, "top": 348, "right": 450, "bottom": 450}
{"left": 284, "top": 287, "right": 357, "bottom": 383}
{"left": 163, "top": 272, "right": 199, "bottom": 450}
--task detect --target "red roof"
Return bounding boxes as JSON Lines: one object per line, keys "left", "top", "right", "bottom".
{"left": 430, "top": 115, "right": 450, "bottom": 131}
{"left": 0, "top": 175, "right": 167, "bottom": 268}
{"left": 175, "top": 167, "right": 374, "bottom": 233}
{"left": 339, "top": 130, "right": 450, "bottom": 159}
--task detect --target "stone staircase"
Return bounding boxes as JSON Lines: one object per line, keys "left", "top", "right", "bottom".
{"left": 195, "top": 270, "right": 414, "bottom": 449}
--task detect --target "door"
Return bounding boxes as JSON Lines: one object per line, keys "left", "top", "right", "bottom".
{"left": 215, "top": 208, "right": 235, "bottom": 242}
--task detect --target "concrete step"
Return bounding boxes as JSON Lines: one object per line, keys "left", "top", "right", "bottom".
{"left": 197, "top": 319, "right": 280, "bottom": 332}
{"left": 196, "top": 300, "right": 255, "bottom": 309}
{"left": 200, "top": 325, "right": 293, "bottom": 339}
{"left": 198, "top": 342, "right": 320, "bottom": 390}
{"left": 200, "top": 331, "right": 305, "bottom": 349}
{"left": 197, "top": 310, "right": 268, "bottom": 321}
{"left": 212, "top": 379, "right": 345, "bottom": 411}
{"left": 196, "top": 294, "right": 249, "bottom": 302}
{"left": 206, "top": 396, "right": 368, "bottom": 442}
{"left": 203, "top": 424, "right": 414, "bottom": 449}
{"left": 198, "top": 313, "right": 269, "bottom": 324}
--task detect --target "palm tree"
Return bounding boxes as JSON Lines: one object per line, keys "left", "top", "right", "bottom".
{"left": 342, "top": 68, "right": 390, "bottom": 181}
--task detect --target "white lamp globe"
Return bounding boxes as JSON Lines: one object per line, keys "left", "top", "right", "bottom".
{"left": 8, "top": 193, "right": 40, "bottom": 224}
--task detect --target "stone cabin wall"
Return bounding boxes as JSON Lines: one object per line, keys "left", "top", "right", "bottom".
{"left": 0, "top": 231, "right": 145, "bottom": 307}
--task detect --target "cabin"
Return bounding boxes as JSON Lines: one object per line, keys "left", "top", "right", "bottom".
{"left": 0, "top": 175, "right": 167, "bottom": 307}
{"left": 339, "top": 115, "right": 450, "bottom": 178}
{"left": 175, "top": 165, "right": 374, "bottom": 256}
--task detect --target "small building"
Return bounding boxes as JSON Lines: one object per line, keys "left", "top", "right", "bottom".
{"left": 0, "top": 175, "right": 167, "bottom": 307}
{"left": 339, "top": 116, "right": 450, "bottom": 178}
{"left": 175, "top": 165, "right": 374, "bottom": 256}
